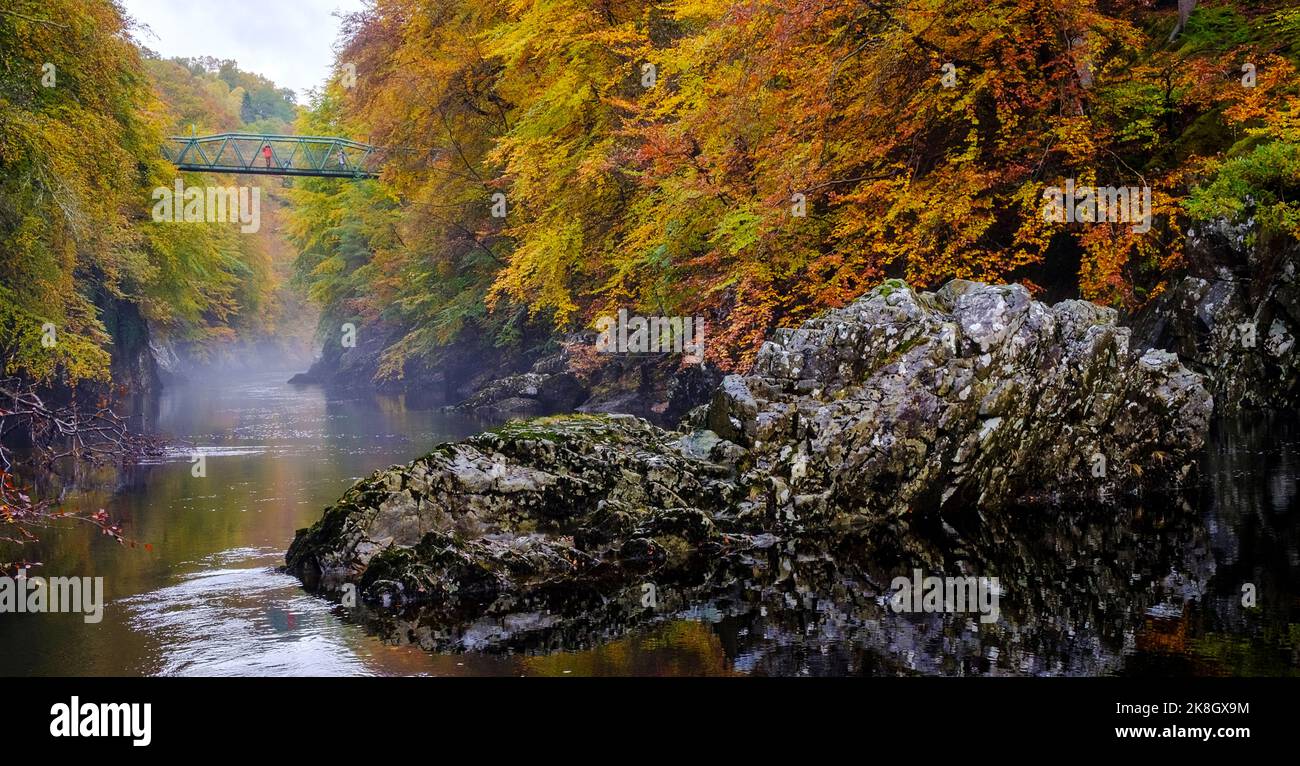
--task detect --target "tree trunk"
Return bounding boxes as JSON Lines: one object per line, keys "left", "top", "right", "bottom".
{"left": 1168, "top": 0, "right": 1199, "bottom": 42}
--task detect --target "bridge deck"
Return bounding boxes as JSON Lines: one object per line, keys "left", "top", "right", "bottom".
{"left": 163, "top": 133, "right": 381, "bottom": 179}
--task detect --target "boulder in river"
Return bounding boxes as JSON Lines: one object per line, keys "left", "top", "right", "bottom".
{"left": 286, "top": 279, "right": 1213, "bottom": 646}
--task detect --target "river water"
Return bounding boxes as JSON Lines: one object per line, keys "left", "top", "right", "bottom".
{"left": 0, "top": 371, "right": 1296, "bottom": 676}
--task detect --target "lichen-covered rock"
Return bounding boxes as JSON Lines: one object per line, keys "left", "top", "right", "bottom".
{"left": 286, "top": 414, "right": 750, "bottom": 613}
{"left": 287, "top": 279, "right": 1213, "bottom": 648}
{"left": 712, "top": 279, "right": 1213, "bottom": 527}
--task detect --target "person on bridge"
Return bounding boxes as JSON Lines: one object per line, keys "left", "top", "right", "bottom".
{"left": 337, "top": 148, "right": 347, "bottom": 169}
{"left": 262, "top": 144, "right": 273, "bottom": 169}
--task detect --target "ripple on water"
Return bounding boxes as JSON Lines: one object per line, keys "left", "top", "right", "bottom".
{"left": 120, "top": 550, "right": 373, "bottom": 677}
{"left": 137, "top": 446, "right": 270, "bottom": 465}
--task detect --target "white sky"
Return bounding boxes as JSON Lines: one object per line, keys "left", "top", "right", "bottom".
{"left": 119, "top": 0, "right": 368, "bottom": 101}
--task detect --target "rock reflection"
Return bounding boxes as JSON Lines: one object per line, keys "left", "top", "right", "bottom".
{"left": 347, "top": 414, "right": 1300, "bottom": 677}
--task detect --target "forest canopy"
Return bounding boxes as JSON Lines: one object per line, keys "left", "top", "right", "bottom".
{"left": 2, "top": 0, "right": 1299, "bottom": 390}
{"left": 293, "top": 0, "right": 1300, "bottom": 373}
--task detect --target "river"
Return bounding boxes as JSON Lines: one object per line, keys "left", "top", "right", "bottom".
{"left": 0, "top": 371, "right": 1296, "bottom": 676}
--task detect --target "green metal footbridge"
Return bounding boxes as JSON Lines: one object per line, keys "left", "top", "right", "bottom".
{"left": 163, "top": 133, "right": 382, "bottom": 178}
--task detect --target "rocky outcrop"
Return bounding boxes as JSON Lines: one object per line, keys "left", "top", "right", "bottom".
{"left": 286, "top": 279, "right": 1213, "bottom": 649}
{"left": 287, "top": 320, "right": 400, "bottom": 390}
{"left": 452, "top": 344, "right": 591, "bottom": 418}
{"left": 708, "top": 278, "right": 1212, "bottom": 525}
{"left": 149, "top": 340, "right": 187, "bottom": 387}
{"left": 289, "top": 319, "right": 721, "bottom": 425}
{"left": 1132, "top": 226, "right": 1298, "bottom": 412}
{"left": 287, "top": 319, "right": 566, "bottom": 410}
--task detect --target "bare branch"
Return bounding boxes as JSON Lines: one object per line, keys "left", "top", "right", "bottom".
{"left": 0, "top": 377, "right": 162, "bottom": 548}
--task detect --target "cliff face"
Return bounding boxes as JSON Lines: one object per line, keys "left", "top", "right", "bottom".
{"left": 287, "top": 320, "right": 559, "bottom": 408}
{"left": 451, "top": 344, "right": 723, "bottom": 427}
{"left": 96, "top": 294, "right": 161, "bottom": 403}
{"left": 286, "top": 279, "right": 1213, "bottom": 651}
{"left": 1132, "top": 228, "right": 1299, "bottom": 413}
{"left": 289, "top": 323, "right": 725, "bottom": 427}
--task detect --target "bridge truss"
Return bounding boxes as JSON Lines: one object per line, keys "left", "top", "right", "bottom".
{"left": 163, "top": 133, "right": 382, "bottom": 178}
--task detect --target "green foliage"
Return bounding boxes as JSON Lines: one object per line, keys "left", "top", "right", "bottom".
{"left": 0, "top": 285, "right": 109, "bottom": 385}
{"left": 1, "top": 0, "right": 162, "bottom": 382}
{"left": 145, "top": 55, "right": 303, "bottom": 350}
{"left": 286, "top": 87, "right": 401, "bottom": 349}
{"left": 1187, "top": 141, "right": 1300, "bottom": 241}
{"left": 1, "top": 1, "right": 303, "bottom": 384}
{"left": 1176, "top": 6, "right": 1253, "bottom": 52}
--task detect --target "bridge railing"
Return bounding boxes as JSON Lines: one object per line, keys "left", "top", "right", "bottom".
{"left": 163, "top": 133, "right": 383, "bottom": 178}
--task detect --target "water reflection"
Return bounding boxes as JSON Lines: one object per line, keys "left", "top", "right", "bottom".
{"left": 0, "top": 372, "right": 490, "bottom": 676}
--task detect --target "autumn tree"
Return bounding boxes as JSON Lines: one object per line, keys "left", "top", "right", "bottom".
{"left": 292, "top": 0, "right": 1300, "bottom": 373}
